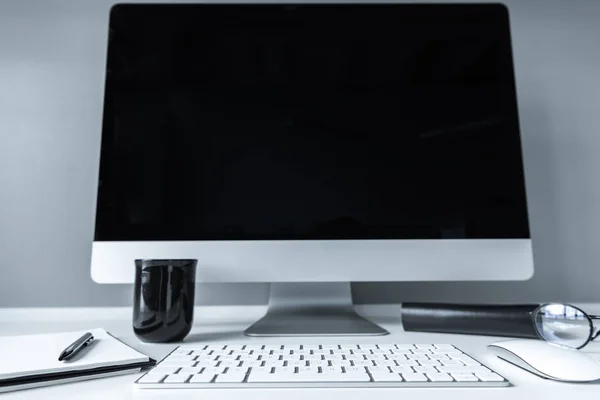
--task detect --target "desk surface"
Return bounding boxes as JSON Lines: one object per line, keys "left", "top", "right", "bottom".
{"left": 1, "top": 304, "right": 600, "bottom": 399}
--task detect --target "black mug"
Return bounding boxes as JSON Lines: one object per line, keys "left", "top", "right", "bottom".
{"left": 133, "top": 259, "right": 197, "bottom": 343}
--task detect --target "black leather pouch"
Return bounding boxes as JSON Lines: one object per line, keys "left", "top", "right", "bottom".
{"left": 402, "top": 303, "right": 542, "bottom": 339}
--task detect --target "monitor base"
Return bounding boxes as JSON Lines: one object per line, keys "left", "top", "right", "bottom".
{"left": 244, "top": 282, "right": 389, "bottom": 336}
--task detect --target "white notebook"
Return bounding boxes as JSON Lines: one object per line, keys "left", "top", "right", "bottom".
{"left": 0, "top": 328, "right": 155, "bottom": 393}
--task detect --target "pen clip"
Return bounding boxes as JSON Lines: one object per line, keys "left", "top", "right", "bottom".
{"left": 58, "top": 332, "right": 95, "bottom": 361}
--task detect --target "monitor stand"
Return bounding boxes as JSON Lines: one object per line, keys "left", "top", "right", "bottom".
{"left": 244, "top": 282, "right": 389, "bottom": 336}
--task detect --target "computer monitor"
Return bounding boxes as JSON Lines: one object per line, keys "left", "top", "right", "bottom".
{"left": 92, "top": 3, "right": 533, "bottom": 336}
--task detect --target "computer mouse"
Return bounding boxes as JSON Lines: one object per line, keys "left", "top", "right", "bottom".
{"left": 488, "top": 339, "right": 600, "bottom": 382}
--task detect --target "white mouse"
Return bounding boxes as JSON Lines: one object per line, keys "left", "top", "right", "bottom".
{"left": 488, "top": 339, "right": 600, "bottom": 382}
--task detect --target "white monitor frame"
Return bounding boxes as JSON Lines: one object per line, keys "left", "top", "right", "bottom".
{"left": 91, "top": 239, "right": 533, "bottom": 284}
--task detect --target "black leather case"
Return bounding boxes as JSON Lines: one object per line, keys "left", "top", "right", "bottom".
{"left": 401, "top": 303, "right": 541, "bottom": 339}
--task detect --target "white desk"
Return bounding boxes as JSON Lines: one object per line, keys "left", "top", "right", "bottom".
{"left": 1, "top": 304, "right": 600, "bottom": 400}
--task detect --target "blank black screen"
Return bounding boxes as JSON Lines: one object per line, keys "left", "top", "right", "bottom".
{"left": 95, "top": 3, "right": 530, "bottom": 241}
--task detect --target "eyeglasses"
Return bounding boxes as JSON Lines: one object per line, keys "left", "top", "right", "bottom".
{"left": 533, "top": 303, "right": 600, "bottom": 349}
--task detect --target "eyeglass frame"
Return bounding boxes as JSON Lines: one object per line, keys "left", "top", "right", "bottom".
{"left": 531, "top": 303, "right": 600, "bottom": 349}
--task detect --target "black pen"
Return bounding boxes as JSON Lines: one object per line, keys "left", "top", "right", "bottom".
{"left": 58, "top": 332, "right": 95, "bottom": 361}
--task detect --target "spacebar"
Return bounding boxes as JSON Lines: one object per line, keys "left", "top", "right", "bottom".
{"left": 247, "top": 373, "right": 371, "bottom": 383}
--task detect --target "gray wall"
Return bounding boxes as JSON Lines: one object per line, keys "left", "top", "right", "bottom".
{"left": 1, "top": 0, "right": 599, "bottom": 307}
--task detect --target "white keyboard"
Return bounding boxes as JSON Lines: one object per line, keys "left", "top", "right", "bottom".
{"left": 136, "top": 343, "right": 509, "bottom": 388}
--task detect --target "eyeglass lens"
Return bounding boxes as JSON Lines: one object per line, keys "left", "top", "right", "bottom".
{"left": 534, "top": 304, "right": 592, "bottom": 349}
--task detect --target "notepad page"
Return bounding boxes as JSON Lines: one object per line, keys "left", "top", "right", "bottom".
{"left": 0, "top": 328, "right": 149, "bottom": 380}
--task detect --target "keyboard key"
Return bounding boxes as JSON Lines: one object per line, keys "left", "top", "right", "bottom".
{"left": 418, "top": 360, "right": 441, "bottom": 366}
{"left": 358, "top": 344, "right": 379, "bottom": 349}
{"left": 172, "top": 349, "right": 194, "bottom": 355}
{"left": 261, "top": 355, "right": 282, "bottom": 361}
{"left": 190, "top": 373, "right": 216, "bottom": 383}
{"left": 366, "top": 366, "right": 390, "bottom": 373}
{"left": 164, "top": 374, "right": 192, "bottom": 383}
{"left": 379, "top": 345, "right": 399, "bottom": 350}
{"left": 412, "top": 349, "right": 432, "bottom": 354}
{"left": 150, "top": 366, "right": 181, "bottom": 375}
{"left": 437, "top": 366, "right": 490, "bottom": 374}
{"left": 177, "top": 367, "right": 203, "bottom": 375}
{"left": 395, "top": 359, "right": 419, "bottom": 366}
{"left": 165, "top": 354, "right": 198, "bottom": 361}
{"left": 304, "top": 356, "right": 325, "bottom": 362}
{"left": 159, "top": 360, "right": 198, "bottom": 367}
{"left": 449, "top": 356, "right": 481, "bottom": 366}
{"left": 413, "top": 366, "right": 440, "bottom": 374}
{"left": 273, "top": 366, "right": 296, "bottom": 374}
{"left": 371, "top": 349, "right": 391, "bottom": 354}
{"left": 432, "top": 349, "right": 462, "bottom": 354}
{"left": 373, "top": 360, "right": 397, "bottom": 367}
{"left": 401, "top": 373, "right": 429, "bottom": 382}
{"left": 309, "top": 360, "right": 330, "bottom": 367}
{"left": 439, "top": 359, "right": 465, "bottom": 366}
{"left": 415, "top": 344, "right": 435, "bottom": 349}
{"left": 138, "top": 373, "right": 166, "bottom": 384}
{"left": 451, "top": 373, "right": 479, "bottom": 382}
{"left": 252, "top": 367, "right": 274, "bottom": 375}
{"left": 366, "top": 354, "right": 390, "bottom": 361}
{"left": 289, "top": 360, "right": 309, "bottom": 367}
{"left": 215, "top": 373, "right": 247, "bottom": 383}
{"left": 202, "top": 366, "right": 227, "bottom": 375}
{"left": 389, "top": 366, "right": 416, "bottom": 374}
{"left": 297, "top": 366, "right": 321, "bottom": 373}
{"left": 219, "top": 360, "right": 241, "bottom": 367}
{"left": 353, "top": 360, "right": 375, "bottom": 367}
{"left": 302, "top": 345, "right": 321, "bottom": 350}
{"left": 475, "top": 372, "right": 505, "bottom": 382}
{"left": 371, "top": 372, "right": 404, "bottom": 382}
{"left": 322, "top": 366, "right": 344, "bottom": 374}
{"left": 425, "top": 373, "right": 453, "bottom": 382}
{"left": 203, "top": 361, "right": 222, "bottom": 368}
{"left": 249, "top": 372, "right": 371, "bottom": 383}
{"left": 330, "top": 360, "right": 352, "bottom": 367}
{"left": 245, "top": 372, "right": 290, "bottom": 383}
{"left": 344, "top": 354, "right": 366, "bottom": 360}
{"left": 273, "top": 349, "right": 293, "bottom": 355}
{"left": 407, "top": 354, "right": 429, "bottom": 360}
{"left": 196, "top": 355, "right": 219, "bottom": 362}
{"left": 262, "top": 361, "right": 285, "bottom": 368}
{"left": 224, "top": 345, "right": 245, "bottom": 350}
{"left": 212, "top": 350, "right": 233, "bottom": 357}
{"left": 326, "top": 373, "right": 371, "bottom": 382}
{"left": 226, "top": 367, "right": 250, "bottom": 375}
{"left": 240, "top": 361, "right": 264, "bottom": 368}
{"left": 344, "top": 366, "right": 366, "bottom": 373}
{"left": 191, "top": 350, "right": 211, "bottom": 356}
